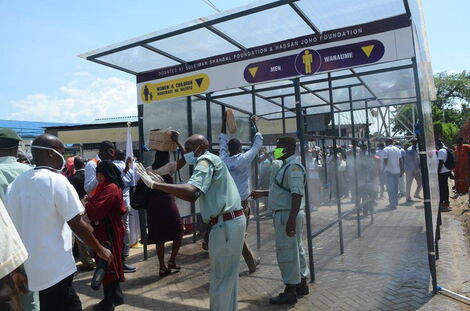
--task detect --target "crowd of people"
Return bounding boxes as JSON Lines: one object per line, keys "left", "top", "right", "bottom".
{"left": 0, "top": 118, "right": 469, "bottom": 311}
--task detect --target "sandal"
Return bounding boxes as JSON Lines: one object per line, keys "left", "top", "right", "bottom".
{"left": 168, "top": 261, "right": 181, "bottom": 270}
{"left": 159, "top": 267, "right": 171, "bottom": 277}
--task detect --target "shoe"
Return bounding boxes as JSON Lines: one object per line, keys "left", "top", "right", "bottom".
{"left": 440, "top": 206, "right": 452, "bottom": 212}
{"left": 414, "top": 194, "right": 421, "bottom": 199}
{"left": 168, "top": 260, "right": 181, "bottom": 270}
{"left": 269, "top": 292, "right": 297, "bottom": 305}
{"left": 123, "top": 263, "right": 136, "bottom": 273}
{"left": 130, "top": 242, "right": 144, "bottom": 249}
{"left": 78, "top": 263, "right": 96, "bottom": 272}
{"left": 93, "top": 300, "right": 114, "bottom": 311}
{"left": 296, "top": 278, "right": 309, "bottom": 297}
{"left": 159, "top": 267, "right": 171, "bottom": 277}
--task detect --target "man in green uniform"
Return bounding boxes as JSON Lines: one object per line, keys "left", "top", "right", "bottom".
{"left": 136, "top": 134, "right": 246, "bottom": 311}
{"left": 0, "top": 128, "right": 38, "bottom": 311}
{"left": 252, "top": 136, "right": 309, "bottom": 305}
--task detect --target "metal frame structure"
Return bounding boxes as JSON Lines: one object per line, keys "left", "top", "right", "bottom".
{"left": 81, "top": 0, "right": 439, "bottom": 292}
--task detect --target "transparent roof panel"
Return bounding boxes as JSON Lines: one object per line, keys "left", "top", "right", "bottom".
{"left": 96, "top": 46, "right": 180, "bottom": 73}
{"left": 284, "top": 93, "right": 327, "bottom": 108}
{"left": 264, "top": 111, "right": 296, "bottom": 120}
{"left": 360, "top": 68, "right": 416, "bottom": 99}
{"left": 148, "top": 28, "right": 239, "bottom": 62}
{"left": 297, "top": 0, "right": 406, "bottom": 31}
{"left": 213, "top": 5, "right": 314, "bottom": 48}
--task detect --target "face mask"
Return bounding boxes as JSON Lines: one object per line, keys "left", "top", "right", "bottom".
{"left": 184, "top": 152, "right": 198, "bottom": 165}
{"left": 31, "top": 145, "right": 65, "bottom": 171}
{"left": 274, "top": 147, "right": 286, "bottom": 160}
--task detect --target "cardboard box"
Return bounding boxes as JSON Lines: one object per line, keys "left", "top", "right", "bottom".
{"left": 148, "top": 129, "right": 177, "bottom": 152}
{"left": 226, "top": 108, "right": 237, "bottom": 134}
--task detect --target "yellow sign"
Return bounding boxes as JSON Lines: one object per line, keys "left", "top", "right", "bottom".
{"left": 361, "top": 45, "right": 375, "bottom": 57}
{"left": 248, "top": 67, "right": 259, "bottom": 78}
{"left": 140, "top": 73, "right": 210, "bottom": 103}
{"left": 302, "top": 50, "right": 313, "bottom": 74}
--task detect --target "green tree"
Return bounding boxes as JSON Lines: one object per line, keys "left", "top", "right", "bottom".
{"left": 392, "top": 70, "right": 470, "bottom": 144}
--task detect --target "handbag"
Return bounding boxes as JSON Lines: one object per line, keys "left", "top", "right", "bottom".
{"left": 130, "top": 181, "right": 151, "bottom": 210}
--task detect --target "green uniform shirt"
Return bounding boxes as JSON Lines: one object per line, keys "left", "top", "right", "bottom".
{"left": 268, "top": 155, "right": 306, "bottom": 211}
{"left": 0, "top": 156, "right": 32, "bottom": 203}
{"left": 188, "top": 151, "right": 242, "bottom": 222}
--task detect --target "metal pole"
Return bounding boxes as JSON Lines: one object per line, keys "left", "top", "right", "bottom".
{"left": 137, "top": 104, "right": 148, "bottom": 260}
{"left": 281, "top": 97, "right": 286, "bottom": 135}
{"left": 365, "top": 100, "right": 373, "bottom": 224}
{"left": 187, "top": 96, "right": 197, "bottom": 243}
{"left": 412, "top": 104, "right": 416, "bottom": 135}
{"left": 294, "top": 78, "right": 315, "bottom": 282}
{"left": 321, "top": 138, "right": 328, "bottom": 195}
{"left": 251, "top": 85, "right": 261, "bottom": 249}
{"left": 349, "top": 88, "right": 361, "bottom": 237}
{"left": 206, "top": 93, "right": 213, "bottom": 149}
{"left": 411, "top": 57, "right": 438, "bottom": 293}
{"left": 328, "top": 72, "right": 344, "bottom": 254}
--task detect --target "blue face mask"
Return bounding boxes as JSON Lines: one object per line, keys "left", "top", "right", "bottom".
{"left": 184, "top": 152, "right": 198, "bottom": 165}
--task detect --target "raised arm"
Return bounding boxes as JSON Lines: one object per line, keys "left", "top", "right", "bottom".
{"left": 219, "top": 113, "right": 229, "bottom": 159}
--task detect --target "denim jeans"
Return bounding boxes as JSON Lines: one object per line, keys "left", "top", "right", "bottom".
{"left": 385, "top": 172, "right": 400, "bottom": 208}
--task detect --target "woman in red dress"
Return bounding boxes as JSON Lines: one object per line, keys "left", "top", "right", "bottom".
{"left": 146, "top": 143, "right": 187, "bottom": 276}
{"left": 85, "top": 160, "right": 127, "bottom": 311}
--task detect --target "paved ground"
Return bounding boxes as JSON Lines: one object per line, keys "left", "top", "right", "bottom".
{"left": 75, "top": 193, "right": 470, "bottom": 310}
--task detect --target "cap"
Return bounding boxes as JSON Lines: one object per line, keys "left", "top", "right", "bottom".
{"left": 0, "top": 128, "right": 22, "bottom": 141}
{"left": 277, "top": 136, "right": 297, "bottom": 146}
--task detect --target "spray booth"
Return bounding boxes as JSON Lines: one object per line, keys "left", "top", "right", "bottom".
{"left": 81, "top": 0, "right": 442, "bottom": 295}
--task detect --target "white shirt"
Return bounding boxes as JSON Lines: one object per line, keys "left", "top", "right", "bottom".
{"left": 383, "top": 145, "right": 402, "bottom": 174}
{"left": 84, "top": 155, "right": 100, "bottom": 193}
{"left": 113, "top": 160, "right": 135, "bottom": 207}
{"left": 376, "top": 149, "right": 385, "bottom": 170}
{"left": 5, "top": 168, "right": 84, "bottom": 291}
{"left": 0, "top": 199, "right": 28, "bottom": 279}
{"left": 308, "top": 158, "right": 321, "bottom": 180}
{"left": 437, "top": 148, "right": 451, "bottom": 174}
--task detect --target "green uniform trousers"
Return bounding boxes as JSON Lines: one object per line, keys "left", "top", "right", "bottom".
{"left": 208, "top": 214, "right": 246, "bottom": 311}
{"left": 273, "top": 210, "right": 309, "bottom": 285}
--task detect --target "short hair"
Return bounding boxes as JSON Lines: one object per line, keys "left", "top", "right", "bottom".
{"left": 99, "top": 140, "right": 115, "bottom": 153}
{"left": 385, "top": 138, "right": 393, "bottom": 145}
{"left": 115, "top": 149, "right": 126, "bottom": 161}
{"left": 228, "top": 138, "right": 241, "bottom": 153}
{"left": 74, "top": 156, "right": 85, "bottom": 169}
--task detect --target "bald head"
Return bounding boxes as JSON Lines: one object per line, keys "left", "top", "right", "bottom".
{"left": 184, "top": 134, "right": 209, "bottom": 156}
{"left": 31, "top": 134, "right": 65, "bottom": 169}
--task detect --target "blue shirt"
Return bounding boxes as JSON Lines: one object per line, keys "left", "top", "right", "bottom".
{"left": 219, "top": 132, "right": 263, "bottom": 200}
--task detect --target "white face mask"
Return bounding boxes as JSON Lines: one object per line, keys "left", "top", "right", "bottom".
{"left": 31, "top": 145, "right": 65, "bottom": 171}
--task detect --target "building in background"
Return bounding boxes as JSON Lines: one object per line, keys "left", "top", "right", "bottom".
{"left": 45, "top": 116, "right": 138, "bottom": 159}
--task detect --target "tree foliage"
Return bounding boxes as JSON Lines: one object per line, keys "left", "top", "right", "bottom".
{"left": 392, "top": 70, "right": 470, "bottom": 144}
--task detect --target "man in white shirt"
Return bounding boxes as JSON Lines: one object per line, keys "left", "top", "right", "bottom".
{"left": 5, "top": 134, "right": 113, "bottom": 310}
{"left": 437, "top": 139, "right": 452, "bottom": 211}
{"left": 219, "top": 114, "right": 262, "bottom": 273}
{"left": 113, "top": 149, "right": 137, "bottom": 273}
{"left": 84, "top": 140, "right": 116, "bottom": 194}
{"left": 382, "top": 139, "right": 404, "bottom": 209}
{"left": 395, "top": 142, "right": 406, "bottom": 197}
{"left": 0, "top": 199, "right": 28, "bottom": 311}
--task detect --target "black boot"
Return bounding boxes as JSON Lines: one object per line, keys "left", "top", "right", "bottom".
{"left": 93, "top": 287, "right": 114, "bottom": 311}
{"left": 269, "top": 284, "right": 297, "bottom": 305}
{"left": 296, "top": 277, "right": 309, "bottom": 297}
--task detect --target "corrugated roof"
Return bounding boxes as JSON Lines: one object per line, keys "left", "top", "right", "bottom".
{"left": 0, "top": 120, "right": 80, "bottom": 138}
{"left": 91, "top": 116, "right": 138, "bottom": 124}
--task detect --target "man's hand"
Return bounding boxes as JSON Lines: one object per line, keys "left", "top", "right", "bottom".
{"left": 286, "top": 218, "right": 296, "bottom": 237}
{"left": 250, "top": 115, "right": 259, "bottom": 124}
{"left": 96, "top": 246, "right": 113, "bottom": 263}
{"left": 170, "top": 130, "right": 179, "bottom": 142}
{"left": 221, "top": 111, "right": 227, "bottom": 134}
{"left": 124, "top": 156, "right": 133, "bottom": 172}
{"left": 250, "top": 190, "right": 265, "bottom": 200}
{"left": 136, "top": 163, "right": 156, "bottom": 188}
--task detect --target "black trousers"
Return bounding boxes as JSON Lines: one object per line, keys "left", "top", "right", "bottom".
{"left": 39, "top": 273, "right": 81, "bottom": 311}
{"left": 438, "top": 172, "right": 450, "bottom": 204}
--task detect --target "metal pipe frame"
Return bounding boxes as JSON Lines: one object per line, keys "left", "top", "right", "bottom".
{"left": 328, "top": 72, "right": 345, "bottom": 255}
{"left": 349, "top": 87, "right": 361, "bottom": 238}
{"left": 187, "top": 96, "right": 197, "bottom": 243}
{"left": 294, "top": 78, "right": 316, "bottom": 282}
{"left": 137, "top": 104, "right": 149, "bottom": 260}
{"left": 365, "top": 100, "right": 374, "bottom": 224}
{"left": 251, "top": 86, "right": 262, "bottom": 250}
{"left": 411, "top": 57, "right": 438, "bottom": 293}
{"left": 205, "top": 93, "right": 213, "bottom": 148}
